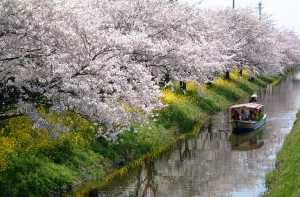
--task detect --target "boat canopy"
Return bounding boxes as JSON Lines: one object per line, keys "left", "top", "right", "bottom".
{"left": 230, "top": 103, "right": 264, "bottom": 110}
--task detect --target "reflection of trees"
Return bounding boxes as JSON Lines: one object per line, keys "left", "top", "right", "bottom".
{"left": 89, "top": 162, "right": 156, "bottom": 197}
{"left": 90, "top": 189, "right": 123, "bottom": 197}
{"left": 142, "top": 162, "right": 155, "bottom": 197}
{"left": 134, "top": 167, "right": 143, "bottom": 197}
{"left": 178, "top": 138, "right": 191, "bottom": 162}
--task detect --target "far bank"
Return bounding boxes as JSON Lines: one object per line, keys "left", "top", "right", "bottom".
{"left": 264, "top": 109, "right": 300, "bottom": 197}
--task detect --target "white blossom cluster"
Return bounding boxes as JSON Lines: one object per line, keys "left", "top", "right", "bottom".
{"left": 1, "top": 0, "right": 300, "bottom": 137}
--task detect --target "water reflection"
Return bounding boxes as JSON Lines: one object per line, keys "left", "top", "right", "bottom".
{"left": 230, "top": 128, "right": 265, "bottom": 151}
{"left": 77, "top": 68, "right": 300, "bottom": 197}
{"left": 84, "top": 161, "right": 157, "bottom": 197}
{"left": 141, "top": 162, "right": 155, "bottom": 197}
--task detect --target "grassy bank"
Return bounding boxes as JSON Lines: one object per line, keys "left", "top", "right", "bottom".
{"left": 263, "top": 110, "right": 300, "bottom": 197}
{"left": 0, "top": 71, "right": 283, "bottom": 197}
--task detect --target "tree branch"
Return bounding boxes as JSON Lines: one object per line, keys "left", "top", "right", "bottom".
{"left": 0, "top": 113, "right": 24, "bottom": 121}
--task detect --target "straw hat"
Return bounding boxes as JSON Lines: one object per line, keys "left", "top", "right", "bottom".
{"left": 251, "top": 93, "right": 258, "bottom": 98}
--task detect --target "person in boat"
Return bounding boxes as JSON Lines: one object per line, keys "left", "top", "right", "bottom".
{"left": 241, "top": 109, "right": 249, "bottom": 121}
{"left": 249, "top": 109, "right": 253, "bottom": 118}
{"left": 231, "top": 109, "right": 240, "bottom": 120}
{"left": 251, "top": 109, "right": 259, "bottom": 121}
{"left": 249, "top": 94, "right": 258, "bottom": 103}
{"left": 257, "top": 109, "right": 264, "bottom": 120}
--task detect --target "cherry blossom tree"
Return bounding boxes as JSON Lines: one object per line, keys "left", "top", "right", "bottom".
{"left": 0, "top": 0, "right": 164, "bottom": 137}
{"left": 1, "top": 0, "right": 300, "bottom": 138}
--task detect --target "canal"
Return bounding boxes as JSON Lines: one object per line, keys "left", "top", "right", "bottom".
{"left": 72, "top": 69, "right": 300, "bottom": 197}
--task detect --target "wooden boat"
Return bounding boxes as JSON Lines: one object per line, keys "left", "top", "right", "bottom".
{"left": 230, "top": 103, "right": 267, "bottom": 133}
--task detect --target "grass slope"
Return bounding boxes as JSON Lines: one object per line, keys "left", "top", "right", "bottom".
{"left": 263, "top": 111, "right": 300, "bottom": 197}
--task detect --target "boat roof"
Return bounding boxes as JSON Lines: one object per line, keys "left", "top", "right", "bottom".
{"left": 230, "top": 103, "right": 264, "bottom": 109}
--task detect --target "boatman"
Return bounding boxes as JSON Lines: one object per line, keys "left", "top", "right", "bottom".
{"left": 249, "top": 94, "right": 258, "bottom": 103}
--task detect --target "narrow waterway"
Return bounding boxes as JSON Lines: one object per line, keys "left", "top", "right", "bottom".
{"left": 76, "top": 69, "right": 300, "bottom": 197}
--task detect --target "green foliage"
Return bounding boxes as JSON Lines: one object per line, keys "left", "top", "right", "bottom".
{"left": 157, "top": 88, "right": 206, "bottom": 132}
{"left": 259, "top": 75, "right": 276, "bottom": 83}
{"left": 0, "top": 155, "right": 75, "bottom": 197}
{"left": 253, "top": 77, "right": 268, "bottom": 87}
{"left": 230, "top": 78, "right": 257, "bottom": 94}
{"left": 92, "top": 121, "right": 174, "bottom": 162}
{"left": 207, "top": 84, "right": 241, "bottom": 101}
{"left": 253, "top": 75, "right": 281, "bottom": 87}
{"left": 41, "top": 135, "right": 81, "bottom": 163}
{"left": 185, "top": 89, "right": 222, "bottom": 113}
{"left": 0, "top": 112, "right": 105, "bottom": 197}
{"left": 0, "top": 144, "right": 105, "bottom": 197}
{"left": 157, "top": 103, "right": 199, "bottom": 131}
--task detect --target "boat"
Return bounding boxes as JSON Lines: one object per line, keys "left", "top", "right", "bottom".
{"left": 230, "top": 102, "right": 267, "bottom": 133}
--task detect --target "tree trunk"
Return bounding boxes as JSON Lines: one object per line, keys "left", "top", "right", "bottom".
{"left": 239, "top": 69, "right": 243, "bottom": 75}
{"left": 179, "top": 81, "right": 186, "bottom": 90}
{"left": 0, "top": 113, "right": 23, "bottom": 120}
{"left": 225, "top": 71, "right": 230, "bottom": 79}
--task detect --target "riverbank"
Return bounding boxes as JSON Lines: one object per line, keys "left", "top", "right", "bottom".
{"left": 263, "top": 110, "right": 300, "bottom": 197}
{"left": 0, "top": 71, "right": 284, "bottom": 197}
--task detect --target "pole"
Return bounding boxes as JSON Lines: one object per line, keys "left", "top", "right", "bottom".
{"left": 258, "top": 0, "right": 263, "bottom": 20}
{"left": 233, "top": 0, "right": 235, "bottom": 9}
